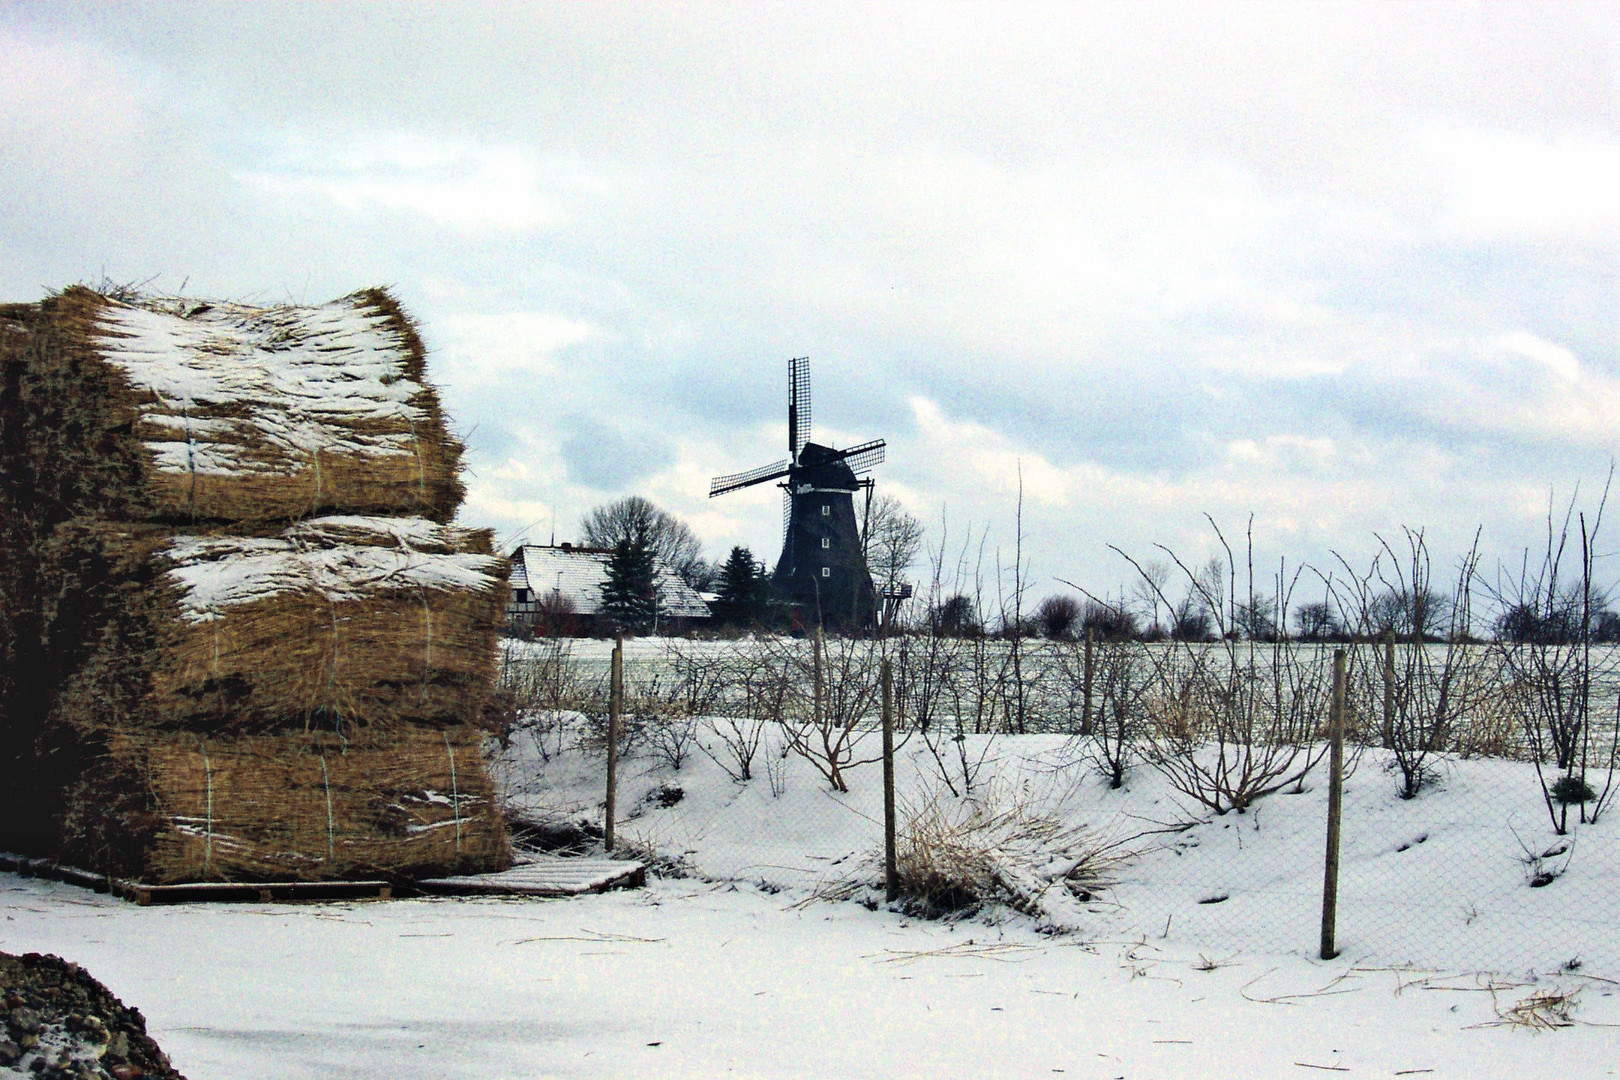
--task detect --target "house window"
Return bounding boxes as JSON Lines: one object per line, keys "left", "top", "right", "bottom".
{"left": 821, "top": 537, "right": 830, "bottom": 549}
{"left": 514, "top": 588, "right": 530, "bottom": 602}
{"left": 821, "top": 567, "right": 830, "bottom": 578}
{"left": 821, "top": 504, "right": 830, "bottom": 516}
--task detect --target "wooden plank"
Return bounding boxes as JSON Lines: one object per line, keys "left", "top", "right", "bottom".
{"left": 416, "top": 855, "right": 645, "bottom": 898}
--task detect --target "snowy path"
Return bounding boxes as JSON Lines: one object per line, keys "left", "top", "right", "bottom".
{"left": 2, "top": 876, "right": 1615, "bottom": 1079}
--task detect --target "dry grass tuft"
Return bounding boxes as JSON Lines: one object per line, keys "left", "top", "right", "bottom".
{"left": 892, "top": 780, "right": 1129, "bottom": 926}
{"left": 1492, "top": 987, "right": 1580, "bottom": 1031}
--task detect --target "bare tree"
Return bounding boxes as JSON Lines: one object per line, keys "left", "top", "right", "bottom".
{"left": 580, "top": 495, "right": 707, "bottom": 588}
{"left": 1130, "top": 559, "right": 1171, "bottom": 639}
{"left": 1293, "top": 600, "right": 1341, "bottom": 641}
{"left": 865, "top": 493, "right": 924, "bottom": 597}
{"left": 1034, "top": 594, "right": 1083, "bottom": 640}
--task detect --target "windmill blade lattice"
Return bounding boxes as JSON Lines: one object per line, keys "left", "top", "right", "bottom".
{"left": 709, "top": 458, "right": 792, "bottom": 498}
{"left": 789, "top": 356, "right": 812, "bottom": 459}
{"left": 832, "top": 439, "right": 886, "bottom": 475}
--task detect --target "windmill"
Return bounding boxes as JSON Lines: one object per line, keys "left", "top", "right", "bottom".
{"left": 709, "top": 357, "right": 885, "bottom": 627}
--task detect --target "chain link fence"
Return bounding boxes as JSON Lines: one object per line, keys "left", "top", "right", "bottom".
{"left": 490, "top": 632, "right": 1620, "bottom": 977}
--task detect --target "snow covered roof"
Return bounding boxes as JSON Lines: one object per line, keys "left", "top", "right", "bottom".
{"left": 166, "top": 516, "right": 504, "bottom": 624}
{"left": 92, "top": 290, "right": 438, "bottom": 479}
{"left": 510, "top": 544, "right": 710, "bottom": 619}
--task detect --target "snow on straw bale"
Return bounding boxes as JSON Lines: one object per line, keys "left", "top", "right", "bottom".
{"left": 7, "top": 285, "right": 465, "bottom": 523}
{"left": 138, "top": 518, "right": 511, "bottom": 732}
{"left": 96, "top": 297, "right": 431, "bottom": 476}
{"left": 165, "top": 516, "right": 504, "bottom": 624}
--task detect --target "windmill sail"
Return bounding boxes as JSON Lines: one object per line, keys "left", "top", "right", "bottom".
{"left": 789, "top": 356, "right": 811, "bottom": 461}
{"left": 709, "top": 459, "right": 792, "bottom": 498}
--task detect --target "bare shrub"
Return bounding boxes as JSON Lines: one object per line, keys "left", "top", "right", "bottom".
{"left": 699, "top": 716, "right": 768, "bottom": 783}
{"left": 1488, "top": 476, "right": 1620, "bottom": 831}
{"left": 756, "top": 631, "right": 887, "bottom": 792}
{"left": 1334, "top": 528, "right": 1486, "bottom": 799}
{"left": 497, "top": 638, "right": 585, "bottom": 762}
{"left": 1119, "top": 517, "right": 1334, "bottom": 815}
{"left": 1054, "top": 635, "right": 1149, "bottom": 788}
{"left": 639, "top": 710, "right": 698, "bottom": 770}
{"left": 897, "top": 516, "right": 996, "bottom": 795}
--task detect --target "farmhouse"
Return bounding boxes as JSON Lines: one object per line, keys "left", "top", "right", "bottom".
{"left": 507, "top": 542, "right": 710, "bottom": 633}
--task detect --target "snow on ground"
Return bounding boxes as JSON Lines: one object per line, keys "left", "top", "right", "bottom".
{"left": 3, "top": 875, "right": 1617, "bottom": 1080}
{"left": 499, "top": 709, "right": 1620, "bottom": 978}
{"left": 8, "top": 635, "right": 1620, "bottom": 1077}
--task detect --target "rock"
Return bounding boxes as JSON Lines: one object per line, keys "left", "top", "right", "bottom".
{"left": 0, "top": 953, "right": 185, "bottom": 1079}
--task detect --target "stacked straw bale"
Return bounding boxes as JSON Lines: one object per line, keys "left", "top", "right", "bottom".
{"left": 0, "top": 286, "right": 510, "bottom": 883}
{"left": 14, "top": 286, "right": 464, "bottom": 524}
{"left": 60, "top": 725, "right": 504, "bottom": 884}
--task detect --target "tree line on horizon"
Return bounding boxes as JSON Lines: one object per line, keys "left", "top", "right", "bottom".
{"left": 520, "top": 483, "right": 1620, "bottom": 647}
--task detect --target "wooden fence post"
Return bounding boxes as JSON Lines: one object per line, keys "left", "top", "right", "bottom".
{"left": 605, "top": 634, "right": 623, "bottom": 853}
{"left": 1082, "top": 626, "right": 1095, "bottom": 736}
{"left": 882, "top": 658, "right": 898, "bottom": 903}
{"left": 1321, "top": 647, "right": 1347, "bottom": 960}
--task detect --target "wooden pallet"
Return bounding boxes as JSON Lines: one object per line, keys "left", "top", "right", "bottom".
{"left": 415, "top": 855, "right": 646, "bottom": 897}
{"left": 3, "top": 852, "right": 644, "bottom": 903}
{"left": 119, "top": 880, "right": 394, "bottom": 906}
{"left": 2, "top": 854, "right": 393, "bottom": 905}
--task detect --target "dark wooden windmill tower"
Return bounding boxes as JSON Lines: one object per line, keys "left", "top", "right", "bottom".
{"left": 709, "top": 357, "right": 886, "bottom": 628}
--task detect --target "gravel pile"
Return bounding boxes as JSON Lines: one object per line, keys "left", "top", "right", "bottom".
{"left": 0, "top": 953, "right": 185, "bottom": 1080}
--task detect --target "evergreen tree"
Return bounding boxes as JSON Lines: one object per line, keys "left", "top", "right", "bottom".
{"left": 714, "top": 545, "right": 770, "bottom": 626}
{"left": 599, "top": 528, "right": 658, "bottom": 631}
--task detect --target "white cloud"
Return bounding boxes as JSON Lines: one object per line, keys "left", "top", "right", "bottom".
{"left": 429, "top": 312, "right": 601, "bottom": 385}
{"left": 1492, "top": 331, "right": 1580, "bottom": 383}
{"left": 234, "top": 133, "right": 577, "bottom": 232}
{"left": 1426, "top": 126, "right": 1620, "bottom": 244}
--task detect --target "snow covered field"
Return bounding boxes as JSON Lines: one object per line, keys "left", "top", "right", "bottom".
{"left": 499, "top": 713, "right": 1620, "bottom": 978}
{"left": 3, "top": 874, "right": 1617, "bottom": 1079}
{"left": 8, "top": 634, "right": 1620, "bottom": 1078}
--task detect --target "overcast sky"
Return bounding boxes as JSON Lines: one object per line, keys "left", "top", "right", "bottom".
{"left": 4, "top": 2, "right": 1619, "bottom": 616}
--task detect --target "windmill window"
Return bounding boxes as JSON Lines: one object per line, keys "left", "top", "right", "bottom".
{"left": 821, "top": 567, "right": 830, "bottom": 578}
{"left": 821, "top": 538, "right": 830, "bottom": 549}
{"left": 821, "top": 504, "right": 830, "bottom": 516}
{"left": 514, "top": 588, "right": 530, "bottom": 602}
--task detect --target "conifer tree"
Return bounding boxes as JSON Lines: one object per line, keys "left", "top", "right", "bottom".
{"left": 714, "top": 545, "right": 770, "bottom": 626}
{"left": 600, "top": 527, "right": 658, "bottom": 631}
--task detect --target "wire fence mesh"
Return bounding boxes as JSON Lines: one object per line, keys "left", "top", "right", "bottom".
{"left": 491, "top": 633, "right": 1620, "bottom": 977}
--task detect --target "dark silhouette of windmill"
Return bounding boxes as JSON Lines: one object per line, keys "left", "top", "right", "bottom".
{"left": 709, "top": 357, "right": 885, "bottom": 627}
